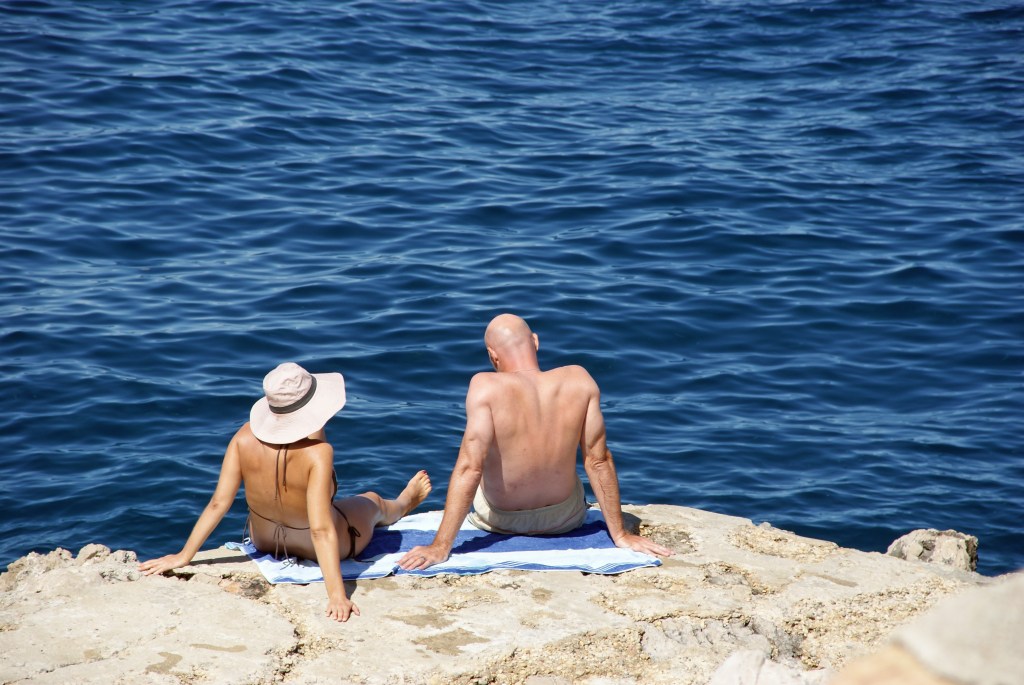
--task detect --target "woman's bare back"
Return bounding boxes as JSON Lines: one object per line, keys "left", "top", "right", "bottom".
{"left": 236, "top": 425, "right": 432, "bottom": 561}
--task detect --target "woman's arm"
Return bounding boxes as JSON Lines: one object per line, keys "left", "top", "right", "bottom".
{"left": 306, "top": 445, "right": 359, "bottom": 622}
{"left": 139, "top": 431, "right": 244, "bottom": 575}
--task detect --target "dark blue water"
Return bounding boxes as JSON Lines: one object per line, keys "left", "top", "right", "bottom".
{"left": 2, "top": 1, "right": 1021, "bottom": 576}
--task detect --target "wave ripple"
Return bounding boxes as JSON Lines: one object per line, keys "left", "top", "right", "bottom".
{"left": 1, "top": 0, "right": 1022, "bottom": 575}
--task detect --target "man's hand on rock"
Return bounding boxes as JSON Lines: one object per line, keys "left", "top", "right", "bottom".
{"left": 397, "top": 543, "right": 450, "bottom": 571}
{"left": 615, "top": 533, "right": 674, "bottom": 557}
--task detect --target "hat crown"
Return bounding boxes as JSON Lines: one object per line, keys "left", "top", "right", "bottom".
{"left": 263, "top": 362, "right": 313, "bottom": 408}
{"left": 250, "top": 363, "right": 345, "bottom": 445}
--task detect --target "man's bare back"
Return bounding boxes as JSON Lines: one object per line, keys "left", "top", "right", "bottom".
{"left": 397, "top": 314, "right": 672, "bottom": 571}
{"left": 471, "top": 365, "right": 595, "bottom": 510}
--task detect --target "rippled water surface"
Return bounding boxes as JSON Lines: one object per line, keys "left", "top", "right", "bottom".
{"left": 2, "top": 1, "right": 1021, "bottom": 575}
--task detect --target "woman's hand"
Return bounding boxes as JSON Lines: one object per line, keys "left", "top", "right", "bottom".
{"left": 138, "top": 552, "right": 191, "bottom": 576}
{"left": 325, "top": 595, "right": 360, "bottom": 622}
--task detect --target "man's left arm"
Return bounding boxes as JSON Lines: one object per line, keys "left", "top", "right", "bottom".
{"left": 398, "top": 375, "right": 493, "bottom": 570}
{"left": 581, "top": 380, "right": 673, "bottom": 557}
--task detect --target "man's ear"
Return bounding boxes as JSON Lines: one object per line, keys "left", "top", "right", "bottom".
{"left": 487, "top": 346, "right": 500, "bottom": 370}
{"left": 532, "top": 333, "right": 539, "bottom": 351}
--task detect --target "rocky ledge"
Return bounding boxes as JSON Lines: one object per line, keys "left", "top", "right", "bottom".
{"left": 1, "top": 504, "right": 1019, "bottom": 685}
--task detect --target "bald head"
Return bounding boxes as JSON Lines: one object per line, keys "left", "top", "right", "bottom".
{"left": 484, "top": 314, "right": 539, "bottom": 371}
{"left": 485, "top": 314, "right": 533, "bottom": 348}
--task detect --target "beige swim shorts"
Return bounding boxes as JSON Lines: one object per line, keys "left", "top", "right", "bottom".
{"left": 467, "top": 477, "right": 588, "bottom": 535}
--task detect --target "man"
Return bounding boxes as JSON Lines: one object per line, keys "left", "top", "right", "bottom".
{"left": 398, "top": 314, "right": 672, "bottom": 571}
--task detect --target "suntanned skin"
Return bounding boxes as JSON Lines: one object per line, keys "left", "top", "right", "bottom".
{"left": 398, "top": 314, "right": 672, "bottom": 571}
{"left": 140, "top": 424, "right": 431, "bottom": 622}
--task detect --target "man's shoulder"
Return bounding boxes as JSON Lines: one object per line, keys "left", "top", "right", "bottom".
{"left": 468, "top": 370, "right": 501, "bottom": 386}
{"left": 547, "top": 364, "right": 597, "bottom": 383}
{"left": 466, "top": 370, "right": 502, "bottom": 397}
{"left": 467, "top": 366, "right": 598, "bottom": 391}
{"left": 540, "top": 366, "right": 600, "bottom": 397}
{"left": 548, "top": 363, "right": 590, "bottom": 374}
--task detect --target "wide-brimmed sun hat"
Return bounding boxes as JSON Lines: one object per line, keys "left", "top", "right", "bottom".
{"left": 249, "top": 362, "right": 346, "bottom": 444}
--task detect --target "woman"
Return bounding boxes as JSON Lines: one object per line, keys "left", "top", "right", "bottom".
{"left": 140, "top": 362, "right": 431, "bottom": 622}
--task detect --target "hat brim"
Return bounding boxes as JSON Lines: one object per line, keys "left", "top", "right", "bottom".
{"left": 249, "top": 372, "right": 346, "bottom": 444}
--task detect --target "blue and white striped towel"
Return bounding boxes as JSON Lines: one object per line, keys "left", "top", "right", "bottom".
{"left": 226, "top": 508, "right": 660, "bottom": 583}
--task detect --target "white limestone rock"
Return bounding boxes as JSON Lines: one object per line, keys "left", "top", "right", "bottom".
{"left": 0, "top": 507, "right": 999, "bottom": 685}
{"left": 887, "top": 528, "right": 979, "bottom": 572}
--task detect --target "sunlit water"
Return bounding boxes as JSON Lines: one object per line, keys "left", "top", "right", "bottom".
{"left": 2, "top": 0, "right": 1021, "bottom": 575}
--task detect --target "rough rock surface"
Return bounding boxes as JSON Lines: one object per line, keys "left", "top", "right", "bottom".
{"left": 830, "top": 572, "right": 1024, "bottom": 685}
{"left": 888, "top": 571, "right": 1023, "bottom": 685}
{"left": 886, "top": 528, "right": 979, "bottom": 572}
{"left": 0, "top": 505, "right": 1004, "bottom": 685}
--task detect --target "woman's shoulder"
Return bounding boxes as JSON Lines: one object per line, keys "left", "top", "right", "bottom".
{"left": 230, "top": 424, "right": 334, "bottom": 469}
{"left": 291, "top": 436, "right": 336, "bottom": 466}
{"left": 232, "top": 422, "right": 263, "bottom": 451}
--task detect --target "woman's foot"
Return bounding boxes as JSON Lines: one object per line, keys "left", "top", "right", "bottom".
{"left": 375, "top": 471, "right": 432, "bottom": 526}
{"left": 397, "top": 470, "right": 432, "bottom": 517}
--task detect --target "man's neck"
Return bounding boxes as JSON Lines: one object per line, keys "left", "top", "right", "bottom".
{"left": 500, "top": 362, "right": 540, "bottom": 373}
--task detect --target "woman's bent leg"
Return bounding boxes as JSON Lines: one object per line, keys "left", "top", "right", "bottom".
{"left": 333, "top": 471, "right": 432, "bottom": 557}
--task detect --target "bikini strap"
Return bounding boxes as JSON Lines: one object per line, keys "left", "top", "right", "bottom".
{"left": 244, "top": 510, "right": 290, "bottom": 559}
{"left": 274, "top": 444, "right": 289, "bottom": 501}
{"left": 332, "top": 503, "right": 362, "bottom": 560}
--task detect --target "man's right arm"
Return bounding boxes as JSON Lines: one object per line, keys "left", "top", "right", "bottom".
{"left": 397, "top": 375, "right": 494, "bottom": 570}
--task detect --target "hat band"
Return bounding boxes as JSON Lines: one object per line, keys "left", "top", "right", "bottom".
{"left": 269, "top": 376, "right": 318, "bottom": 415}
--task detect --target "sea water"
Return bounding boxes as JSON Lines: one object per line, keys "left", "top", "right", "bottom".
{"left": 1, "top": 0, "right": 1021, "bottom": 575}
